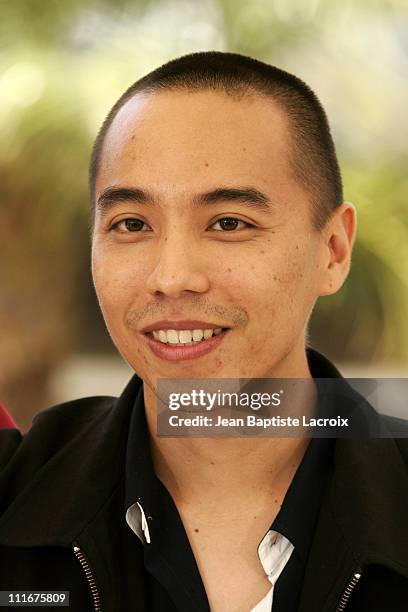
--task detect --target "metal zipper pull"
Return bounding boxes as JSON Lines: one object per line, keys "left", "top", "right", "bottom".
{"left": 335, "top": 568, "right": 363, "bottom": 611}
{"left": 72, "top": 543, "right": 103, "bottom": 612}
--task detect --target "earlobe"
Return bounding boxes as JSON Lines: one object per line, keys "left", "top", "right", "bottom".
{"left": 318, "top": 202, "right": 357, "bottom": 296}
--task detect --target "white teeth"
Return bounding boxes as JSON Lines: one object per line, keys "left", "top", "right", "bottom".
{"left": 151, "top": 327, "right": 226, "bottom": 345}
{"left": 158, "top": 330, "right": 168, "bottom": 343}
{"left": 166, "top": 330, "right": 179, "bottom": 344}
{"left": 179, "top": 330, "right": 192, "bottom": 343}
{"left": 192, "top": 329, "right": 204, "bottom": 342}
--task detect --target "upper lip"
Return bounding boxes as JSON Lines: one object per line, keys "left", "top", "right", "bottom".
{"left": 141, "top": 320, "right": 230, "bottom": 333}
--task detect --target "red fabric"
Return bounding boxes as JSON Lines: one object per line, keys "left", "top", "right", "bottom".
{"left": 0, "top": 402, "right": 17, "bottom": 428}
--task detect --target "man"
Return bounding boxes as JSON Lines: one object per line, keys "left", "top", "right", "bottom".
{"left": 0, "top": 52, "right": 407, "bottom": 611}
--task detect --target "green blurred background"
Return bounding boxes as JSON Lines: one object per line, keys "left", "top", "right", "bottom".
{"left": 1, "top": 0, "right": 407, "bottom": 430}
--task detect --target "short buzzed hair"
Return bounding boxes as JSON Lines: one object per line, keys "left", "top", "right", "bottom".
{"left": 89, "top": 51, "right": 343, "bottom": 229}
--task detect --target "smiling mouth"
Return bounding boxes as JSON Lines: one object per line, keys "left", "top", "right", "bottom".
{"left": 145, "top": 327, "right": 228, "bottom": 346}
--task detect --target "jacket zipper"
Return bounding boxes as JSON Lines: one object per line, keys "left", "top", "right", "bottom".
{"left": 335, "top": 568, "right": 363, "bottom": 611}
{"left": 72, "top": 543, "right": 102, "bottom": 612}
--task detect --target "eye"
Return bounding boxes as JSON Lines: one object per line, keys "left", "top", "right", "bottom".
{"left": 111, "top": 218, "right": 151, "bottom": 232}
{"left": 210, "top": 217, "right": 254, "bottom": 231}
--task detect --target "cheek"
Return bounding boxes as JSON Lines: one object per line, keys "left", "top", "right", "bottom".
{"left": 271, "top": 248, "right": 320, "bottom": 326}
{"left": 222, "top": 242, "right": 317, "bottom": 316}
{"left": 91, "top": 248, "right": 146, "bottom": 318}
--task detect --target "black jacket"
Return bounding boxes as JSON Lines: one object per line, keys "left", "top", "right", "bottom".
{"left": 0, "top": 350, "right": 407, "bottom": 611}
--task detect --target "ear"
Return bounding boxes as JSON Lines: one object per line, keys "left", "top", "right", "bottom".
{"left": 317, "top": 202, "right": 357, "bottom": 296}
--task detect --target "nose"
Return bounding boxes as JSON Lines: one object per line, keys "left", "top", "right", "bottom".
{"left": 146, "top": 232, "right": 210, "bottom": 299}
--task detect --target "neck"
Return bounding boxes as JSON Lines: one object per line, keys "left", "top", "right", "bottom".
{"left": 142, "top": 346, "right": 315, "bottom": 507}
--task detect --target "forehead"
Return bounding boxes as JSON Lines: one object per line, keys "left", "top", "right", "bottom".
{"left": 96, "top": 89, "right": 294, "bottom": 200}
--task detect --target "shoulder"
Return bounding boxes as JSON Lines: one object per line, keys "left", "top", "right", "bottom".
{"left": 383, "top": 415, "right": 408, "bottom": 467}
{"left": 379, "top": 413, "right": 408, "bottom": 434}
{"left": 32, "top": 394, "right": 117, "bottom": 427}
{"left": 0, "top": 373, "right": 142, "bottom": 483}
{"left": 377, "top": 414, "right": 408, "bottom": 468}
{"left": 0, "top": 395, "right": 117, "bottom": 472}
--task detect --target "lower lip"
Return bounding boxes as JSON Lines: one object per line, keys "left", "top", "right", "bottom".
{"left": 143, "top": 330, "right": 229, "bottom": 361}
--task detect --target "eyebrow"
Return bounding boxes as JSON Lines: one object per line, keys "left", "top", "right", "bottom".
{"left": 96, "top": 187, "right": 154, "bottom": 216}
{"left": 96, "top": 185, "right": 273, "bottom": 216}
{"left": 194, "top": 187, "right": 271, "bottom": 211}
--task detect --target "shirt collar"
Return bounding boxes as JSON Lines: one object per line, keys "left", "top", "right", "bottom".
{"left": 271, "top": 435, "right": 334, "bottom": 563}
{"left": 125, "top": 387, "right": 210, "bottom": 608}
{"left": 124, "top": 385, "right": 157, "bottom": 543}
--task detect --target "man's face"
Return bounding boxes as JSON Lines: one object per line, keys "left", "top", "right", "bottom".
{"left": 92, "top": 90, "right": 329, "bottom": 389}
